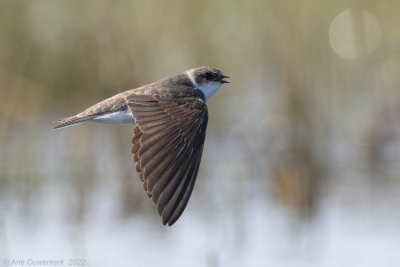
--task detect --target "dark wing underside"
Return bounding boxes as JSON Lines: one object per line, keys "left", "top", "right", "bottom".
{"left": 127, "top": 93, "right": 208, "bottom": 226}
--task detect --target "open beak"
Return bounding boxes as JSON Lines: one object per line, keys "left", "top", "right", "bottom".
{"left": 221, "top": 75, "right": 230, "bottom": 83}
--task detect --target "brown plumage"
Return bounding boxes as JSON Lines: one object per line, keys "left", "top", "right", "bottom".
{"left": 54, "top": 66, "right": 229, "bottom": 225}
{"left": 128, "top": 94, "right": 207, "bottom": 225}
{"left": 54, "top": 95, "right": 128, "bottom": 129}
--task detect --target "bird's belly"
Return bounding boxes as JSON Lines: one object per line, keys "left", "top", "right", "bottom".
{"left": 92, "top": 109, "right": 135, "bottom": 124}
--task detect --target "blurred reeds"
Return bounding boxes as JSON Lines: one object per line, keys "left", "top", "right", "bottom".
{"left": 0, "top": 0, "right": 400, "bottom": 226}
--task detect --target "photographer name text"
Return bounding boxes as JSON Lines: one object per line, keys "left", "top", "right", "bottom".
{"left": 3, "top": 258, "right": 86, "bottom": 266}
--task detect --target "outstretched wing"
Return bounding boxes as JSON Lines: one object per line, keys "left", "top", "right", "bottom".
{"left": 127, "top": 93, "right": 208, "bottom": 226}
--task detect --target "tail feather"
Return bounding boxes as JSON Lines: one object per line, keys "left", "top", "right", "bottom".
{"left": 53, "top": 94, "right": 129, "bottom": 129}
{"left": 53, "top": 115, "right": 97, "bottom": 129}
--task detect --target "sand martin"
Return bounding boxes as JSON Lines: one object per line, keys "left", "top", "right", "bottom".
{"left": 54, "top": 66, "right": 230, "bottom": 225}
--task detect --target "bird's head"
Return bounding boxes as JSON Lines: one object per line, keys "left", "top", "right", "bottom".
{"left": 186, "top": 66, "right": 229, "bottom": 101}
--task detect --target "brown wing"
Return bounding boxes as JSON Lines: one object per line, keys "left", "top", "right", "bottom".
{"left": 127, "top": 93, "right": 208, "bottom": 226}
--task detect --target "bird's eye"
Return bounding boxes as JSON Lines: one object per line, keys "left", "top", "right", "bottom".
{"left": 205, "top": 72, "right": 217, "bottom": 80}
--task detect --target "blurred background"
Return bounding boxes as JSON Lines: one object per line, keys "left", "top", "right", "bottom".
{"left": 1, "top": 0, "right": 400, "bottom": 266}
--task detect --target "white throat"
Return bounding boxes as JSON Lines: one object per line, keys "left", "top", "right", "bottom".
{"left": 186, "top": 70, "right": 222, "bottom": 102}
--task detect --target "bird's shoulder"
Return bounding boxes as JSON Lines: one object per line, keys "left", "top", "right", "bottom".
{"left": 123, "top": 73, "right": 206, "bottom": 105}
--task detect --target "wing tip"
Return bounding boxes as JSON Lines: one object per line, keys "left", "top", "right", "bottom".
{"left": 161, "top": 215, "right": 176, "bottom": 226}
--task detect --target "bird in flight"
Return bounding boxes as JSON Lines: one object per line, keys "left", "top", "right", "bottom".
{"left": 54, "top": 66, "right": 230, "bottom": 226}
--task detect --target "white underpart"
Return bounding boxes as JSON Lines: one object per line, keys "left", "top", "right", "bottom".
{"left": 92, "top": 109, "right": 135, "bottom": 124}
{"left": 186, "top": 70, "right": 222, "bottom": 102}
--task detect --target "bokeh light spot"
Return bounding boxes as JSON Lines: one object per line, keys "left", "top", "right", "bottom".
{"left": 329, "top": 10, "right": 381, "bottom": 59}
